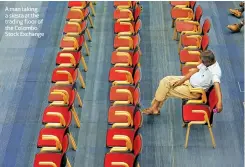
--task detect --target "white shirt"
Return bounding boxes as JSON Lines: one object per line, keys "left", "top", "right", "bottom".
{"left": 189, "top": 62, "right": 222, "bottom": 91}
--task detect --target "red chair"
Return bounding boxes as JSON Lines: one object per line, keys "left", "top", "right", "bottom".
{"left": 60, "top": 35, "right": 90, "bottom": 56}
{"left": 114, "top": 1, "right": 139, "bottom": 9}
{"left": 63, "top": 21, "right": 92, "bottom": 41}
{"left": 68, "top": 1, "right": 96, "bottom": 16}
{"left": 106, "top": 120, "right": 142, "bottom": 149}
{"left": 109, "top": 85, "right": 140, "bottom": 106}
{"left": 66, "top": 8, "right": 94, "bottom": 28}
{"left": 170, "top": 1, "right": 196, "bottom": 9}
{"left": 56, "top": 50, "right": 88, "bottom": 72}
{"left": 108, "top": 105, "right": 136, "bottom": 124}
{"left": 178, "top": 19, "right": 211, "bottom": 52}
{"left": 113, "top": 4, "right": 141, "bottom": 22}
{"left": 173, "top": 5, "right": 203, "bottom": 40}
{"left": 34, "top": 152, "right": 71, "bottom": 167}
{"left": 109, "top": 66, "right": 141, "bottom": 86}
{"left": 182, "top": 87, "right": 218, "bottom": 148}
{"left": 37, "top": 127, "right": 76, "bottom": 152}
{"left": 111, "top": 49, "right": 141, "bottom": 67}
{"left": 170, "top": 1, "right": 197, "bottom": 27}
{"left": 42, "top": 106, "right": 80, "bottom": 128}
{"left": 114, "top": 19, "right": 142, "bottom": 36}
{"left": 114, "top": 34, "right": 141, "bottom": 55}
{"left": 104, "top": 152, "right": 140, "bottom": 167}
{"left": 51, "top": 66, "right": 86, "bottom": 89}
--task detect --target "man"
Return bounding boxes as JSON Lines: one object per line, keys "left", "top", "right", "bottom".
{"left": 143, "top": 50, "right": 223, "bottom": 115}
{"left": 227, "top": 2, "right": 244, "bottom": 32}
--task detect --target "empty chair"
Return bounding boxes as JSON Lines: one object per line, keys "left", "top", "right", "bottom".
{"left": 182, "top": 87, "right": 218, "bottom": 148}
{"left": 66, "top": 7, "right": 94, "bottom": 28}
{"left": 109, "top": 66, "right": 141, "bottom": 86}
{"left": 173, "top": 5, "right": 203, "bottom": 40}
{"left": 104, "top": 152, "right": 140, "bottom": 167}
{"left": 111, "top": 49, "right": 141, "bottom": 68}
{"left": 68, "top": 1, "right": 96, "bottom": 16}
{"left": 114, "top": 19, "right": 142, "bottom": 36}
{"left": 63, "top": 21, "right": 92, "bottom": 41}
{"left": 34, "top": 152, "right": 71, "bottom": 167}
{"left": 42, "top": 106, "right": 80, "bottom": 128}
{"left": 178, "top": 19, "right": 211, "bottom": 52}
{"left": 114, "top": 4, "right": 141, "bottom": 22}
{"left": 108, "top": 105, "right": 136, "bottom": 124}
{"left": 114, "top": 1, "right": 139, "bottom": 9}
{"left": 110, "top": 85, "right": 140, "bottom": 106}
{"left": 170, "top": 1, "right": 196, "bottom": 9}
{"left": 56, "top": 50, "right": 88, "bottom": 72}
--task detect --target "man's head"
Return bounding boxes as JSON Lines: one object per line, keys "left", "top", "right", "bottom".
{"left": 201, "top": 50, "right": 216, "bottom": 67}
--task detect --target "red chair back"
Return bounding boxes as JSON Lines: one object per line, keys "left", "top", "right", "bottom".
{"left": 134, "top": 5, "right": 141, "bottom": 20}
{"left": 190, "top": 1, "right": 196, "bottom": 9}
{"left": 208, "top": 88, "right": 218, "bottom": 111}
{"left": 133, "top": 88, "right": 140, "bottom": 106}
{"left": 133, "top": 34, "right": 140, "bottom": 49}
{"left": 133, "top": 68, "right": 141, "bottom": 85}
{"left": 134, "top": 19, "right": 142, "bottom": 34}
{"left": 194, "top": 5, "right": 203, "bottom": 22}
{"left": 133, "top": 134, "right": 142, "bottom": 157}
{"left": 132, "top": 50, "right": 140, "bottom": 67}
{"left": 201, "top": 34, "right": 209, "bottom": 51}
{"left": 202, "top": 19, "right": 211, "bottom": 34}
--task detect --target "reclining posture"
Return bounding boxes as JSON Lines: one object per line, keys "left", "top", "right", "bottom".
{"left": 143, "top": 50, "right": 223, "bottom": 115}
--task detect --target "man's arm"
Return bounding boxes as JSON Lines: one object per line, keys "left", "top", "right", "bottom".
{"left": 173, "top": 68, "right": 199, "bottom": 87}
{"left": 214, "top": 82, "right": 223, "bottom": 112}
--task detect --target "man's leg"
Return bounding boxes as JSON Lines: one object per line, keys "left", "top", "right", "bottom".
{"left": 227, "top": 18, "right": 244, "bottom": 32}
{"left": 143, "top": 76, "right": 183, "bottom": 115}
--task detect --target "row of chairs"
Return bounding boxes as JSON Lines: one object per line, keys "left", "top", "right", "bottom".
{"left": 34, "top": 2, "right": 96, "bottom": 167}
{"left": 104, "top": 2, "right": 143, "bottom": 167}
{"left": 170, "top": 1, "right": 219, "bottom": 148}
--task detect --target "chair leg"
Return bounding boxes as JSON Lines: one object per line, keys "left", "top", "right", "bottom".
{"left": 182, "top": 122, "right": 187, "bottom": 127}
{"left": 171, "top": 19, "right": 175, "bottom": 28}
{"left": 69, "top": 132, "right": 77, "bottom": 150}
{"left": 84, "top": 41, "right": 90, "bottom": 56}
{"left": 66, "top": 157, "right": 72, "bottom": 167}
{"left": 89, "top": 3, "right": 96, "bottom": 16}
{"left": 76, "top": 91, "right": 83, "bottom": 107}
{"left": 207, "top": 120, "right": 216, "bottom": 148}
{"left": 178, "top": 37, "right": 182, "bottom": 53}
{"left": 172, "top": 27, "right": 177, "bottom": 40}
{"left": 72, "top": 106, "right": 81, "bottom": 128}
{"left": 78, "top": 69, "right": 86, "bottom": 88}
{"left": 88, "top": 15, "right": 94, "bottom": 28}
{"left": 86, "top": 28, "right": 92, "bottom": 42}
{"left": 184, "top": 123, "right": 191, "bottom": 148}
{"left": 80, "top": 55, "right": 88, "bottom": 71}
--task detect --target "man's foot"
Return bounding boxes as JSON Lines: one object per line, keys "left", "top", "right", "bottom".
{"left": 227, "top": 24, "right": 241, "bottom": 32}
{"left": 142, "top": 108, "right": 160, "bottom": 115}
{"left": 229, "top": 9, "right": 243, "bottom": 18}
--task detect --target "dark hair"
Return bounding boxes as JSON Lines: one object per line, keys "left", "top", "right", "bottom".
{"left": 201, "top": 50, "right": 215, "bottom": 63}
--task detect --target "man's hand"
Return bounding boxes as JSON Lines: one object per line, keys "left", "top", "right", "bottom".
{"left": 172, "top": 79, "right": 184, "bottom": 87}
{"left": 216, "top": 101, "right": 223, "bottom": 112}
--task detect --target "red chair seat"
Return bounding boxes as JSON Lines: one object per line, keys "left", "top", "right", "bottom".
{"left": 114, "top": 35, "right": 139, "bottom": 49}
{"left": 51, "top": 67, "right": 77, "bottom": 83}
{"left": 114, "top": 22, "right": 135, "bottom": 34}
{"left": 171, "top": 8, "right": 192, "bottom": 19}
{"left": 34, "top": 152, "right": 64, "bottom": 167}
{"left": 179, "top": 50, "right": 200, "bottom": 63}
{"left": 48, "top": 85, "right": 76, "bottom": 105}
{"left": 111, "top": 51, "right": 134, "bottom": 64}
{"left": 56, "top": 51, "right": 81, "bottom": 66}
{"left": 68, "top": 1, "right": 88, "bottom": 8}
{"left": 106, "top": 128, "right": 136, "bottom": 147}
{"left": 63, "top": 21, "right": 87, "bottom": 34}
{"left": 114, "top": 9, "right": 132, "bottom": 20}
{"left": 37, "top": 128, "right": 69, "bottom": 153}
{"left": 42, "top": 106, "right": 72, "bottom": 127}
{"left": 183, "top": 104, "right": 211, "bottom": 122}
{"left": 60, "top": 35, "right": 85, "bottom": 48}
{"left": 109, "top": 67, "right": 134, "bottom": 82}
{"left": 104, "top": 153, "right": 135, "bottom": 167}
{"left": 181, "top": 65, "right": 197, "bottom": 75}
{"left": 108, "top": 106, "right": 135, "bottom": 124}
{"left": 175, "top": 21, "right": 198, "bottom": 32}
{"left": 66, "top": 8, "right": 89, "bottom": 20}
{"left": 181, "top": 34, "right": 200, "bottom": 47}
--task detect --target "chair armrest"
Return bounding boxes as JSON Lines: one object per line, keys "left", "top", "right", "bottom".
{"left": 110, "top": 146, "right": 128, "bottom": 152}
{"left": 59, "top": 53, "right": 76, "bottom": 66}
{"left": 50, "top": 92, "right": 69, "bottom": 104}
{"left": 46, "top": 112, "right": 66, "bottom": 127}
{"left": 112, "top": 81, "right": 131, "bottom": 85}
{"left": 116, "top": 18, "right": 132, "bottom": 22}
{"left": 56, "top": 70, "right": 74, "bottom": 84}
{"left": 114, "top": 63, "right": 131, "bottom": 67}
{"left": 183, "top": 20, "right": 200, "bottom": 25}
{"left": 112, "top": 135, "right": 132, "bottom": 150}
{"left": 188, "top": 51, "right": 201, "bottom": 55}
{"left": 183, "top": 46, "right": 199, "bottom": 50}
{"left": 42, "top": 135, "right": 62, "bottom": 151}
{"left": 116, "top": 52, "right": 132, "bottom": 65}
{"left": 116, "top": 47, "right": 131, "bottom": 51}
{"left": 118, "top": 32, "right": 133, "bottom": 36}
{"left": 184, "top": 62, "right": 200, "bottom": 66}
{"left": 181, "top": 31, "right": 201, "bottom": 35}
{"left": 111, "top": 162, "right": 129, "bottom": 167}
{"left": 186, "top": 87, "right": 207, "bottom": 104}
{"left": 174, "top": 5, "right": 188, "bottom": 8}
{"left": 116, "top": 89, "right": 133, "bottom": 103}
{"left": 112, "top": 111, "right": 133, "bottom": 127}
{"left": 115, "top": 70, "right": 134, "bottom": 84}
{"left": 39, "top": 162, "right": 57, "bottom": 167}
